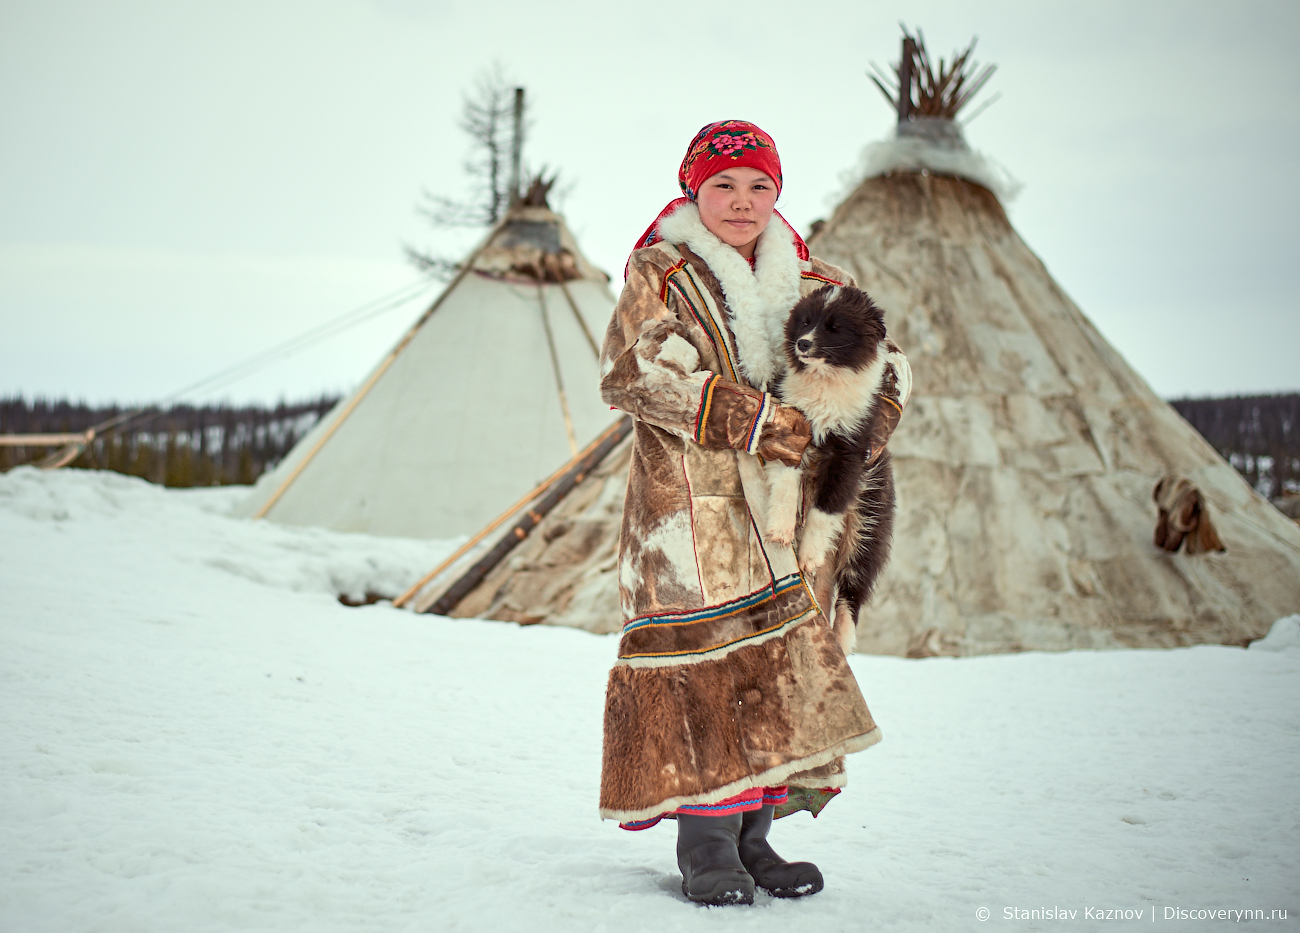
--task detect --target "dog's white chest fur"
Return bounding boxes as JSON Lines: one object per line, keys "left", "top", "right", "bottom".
{"left": 780, "top": 350, "right": 888, "bottom": 444}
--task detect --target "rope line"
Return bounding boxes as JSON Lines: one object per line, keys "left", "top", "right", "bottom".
{"left": 250, "top": 215, "right": 512, "bottom": 516}
{"left": 84, "top": 276, "right": 437, "bottom": 443}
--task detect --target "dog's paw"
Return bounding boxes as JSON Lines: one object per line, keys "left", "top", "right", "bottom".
{"left": 798, "top": 542, "right": 827, "bottom": 578}
{"left": 763, "top": 464, "right": 801, "bottom": 547}
{"left": 799, "top": 508, "right": 843, "bottom": 573}
{"left": 765, "top": 519, "right": 797, "bottom": 547}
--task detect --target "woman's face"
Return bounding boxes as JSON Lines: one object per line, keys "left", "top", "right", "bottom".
{"left": 695, "top": 166, "right": 778, "bottom": 259}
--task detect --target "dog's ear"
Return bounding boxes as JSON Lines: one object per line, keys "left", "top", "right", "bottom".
{"left": 842, "top": 287, "right": 888, "bottom": 343}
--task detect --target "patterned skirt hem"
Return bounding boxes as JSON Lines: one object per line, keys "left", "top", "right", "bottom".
{"left": 599, "top": 726, "right": 881, "bottom": 826}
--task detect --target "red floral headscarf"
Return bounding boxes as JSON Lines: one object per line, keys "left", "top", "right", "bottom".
{"left": 628, "top": 119, "right": 809, "bottom": 275}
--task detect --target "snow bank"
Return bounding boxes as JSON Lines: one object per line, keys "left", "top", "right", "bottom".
{"left": 1250, "top": 613, "right": 1300, "bottom": 651}
{"left": 0, "top": 467, "right": 458, "bottom": 603}
{"left": 2, "top": 468, "right": 1298, "bottom": 931}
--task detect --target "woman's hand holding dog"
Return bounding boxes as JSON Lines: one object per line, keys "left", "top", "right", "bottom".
{"left": 756, "top": 404, "right": 812, "bottom": 467}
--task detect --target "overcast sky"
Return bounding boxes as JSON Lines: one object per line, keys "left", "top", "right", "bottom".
{"left": 2, "top": 0, "right": 1297, "bottom": 406}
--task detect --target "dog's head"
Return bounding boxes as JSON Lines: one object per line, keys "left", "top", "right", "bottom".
{"left": 784, "top": 285, "right": 887, "bottom": 373}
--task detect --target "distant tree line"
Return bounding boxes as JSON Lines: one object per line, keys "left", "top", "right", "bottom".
{"left": 1170, "top": 393, "right": 1298, "bottom": 499}
{"left": 2, "top": 392, "right": 1296, "bottom": 496}
{"left": 0, "top": 395, "right": 340, "bottom": 487}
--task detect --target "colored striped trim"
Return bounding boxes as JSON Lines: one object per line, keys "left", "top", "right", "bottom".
{"left": 680, "top": 267, "right": 738, "bottom": 372}
{"left": 615, "top": 568, "right": 818, "bottom": 665}
{"left": 880, "top": 394, "right": 903, "bottom": 415}
{"left": 668, "top": 278, "right": 712, "bottom": 343}
{"left": 801, "top": 271, "right": 844, "bottom": 287}
{"left": 694, "top": 374, "right": 721, "bottom": 444}
{"left": 618, "top": 600, "right": 816, "bottom": 662}
{"left": 675, "top": 800, "right": 763, "bottom": 816}
{"left": 659, "top": 258, "right": 687, "bottom": 303}
{"left": 615, "top": 608, "right": 819, "bottom": 667}
{"left": 618, "top": 787, "right": 790, "bottom": 831}
{"left": 677, "top": 786, "right": 766, "bottom": 816}
{"left": 665, "top": 264, "right": 741, "bottom": 385}
{"left": 744, "top": 392, "right": 774, "bottom": 455}
{"left": 622, "top": 574, "right": 804, "bottom": 632}
{"left": 683, "top": 265, "right": 742, "bottom": 384}
{"left": 666, "top": 277, "right": 733, "bottom": 385}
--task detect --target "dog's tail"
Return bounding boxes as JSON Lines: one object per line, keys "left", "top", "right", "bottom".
{"left": 836, "top": 450, "right": 896, "bottom": 623}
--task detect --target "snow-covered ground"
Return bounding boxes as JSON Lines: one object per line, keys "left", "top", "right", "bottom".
{"left": 2, "top": 467, "right": 1297, "bottom": 932}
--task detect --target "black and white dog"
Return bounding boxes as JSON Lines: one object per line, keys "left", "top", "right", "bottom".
{"left": 762, "top": 284, "right": 910, "bottom": 652}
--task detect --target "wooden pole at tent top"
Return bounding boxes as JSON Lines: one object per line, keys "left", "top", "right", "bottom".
{"left": 509, "top": 87, "right": 524, "bottom": 206}
{"left": 898, "top": 36, "right": 915, "bottom": 123}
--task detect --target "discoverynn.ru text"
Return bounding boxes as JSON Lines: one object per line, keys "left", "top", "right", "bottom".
{"left": 1000, "top": 907, "right": 1288, "bottom": 921}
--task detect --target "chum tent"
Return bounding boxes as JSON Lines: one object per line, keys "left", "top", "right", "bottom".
{"left": 236, "top": 189, "right": 620, "bottom": 539}
{"left": 402, "top": 33, "right": 1300, "bottom": 654}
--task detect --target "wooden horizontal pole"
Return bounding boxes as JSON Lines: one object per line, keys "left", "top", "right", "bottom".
{"left": 0, "top": 432, "right": 92, "bottom": 447}
{"left": 416, "top": 415, "right": 633, "bottom": 617}
{"left": 393, "top": 415, "right": 632, "bottom": 610}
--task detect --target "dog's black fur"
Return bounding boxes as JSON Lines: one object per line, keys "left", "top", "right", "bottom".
{"left": 775, "top": 285, "right": 898, "bottom": 646}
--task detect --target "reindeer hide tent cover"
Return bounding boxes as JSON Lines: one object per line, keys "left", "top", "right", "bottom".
{"left": 235, "top": 201, "right": 620, "bottom": 539}
{"left": 416, "top": 39, "right": 1300, "bottom": 654}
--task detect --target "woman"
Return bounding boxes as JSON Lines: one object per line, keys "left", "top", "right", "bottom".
{"left": 598, "top": 120, "right": 904, "bottom": 906}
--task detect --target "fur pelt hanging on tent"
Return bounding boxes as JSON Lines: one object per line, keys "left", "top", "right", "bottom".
{"left": 1154, "top": 474, "right": 1226, "bottom": 555}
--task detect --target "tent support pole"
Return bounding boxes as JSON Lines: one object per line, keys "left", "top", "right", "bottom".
{"left": 538, "top": 286, "right": 578, "bottom": 457}
{"left": 252, "top": 216, "right": 511, "bottom": 520}
{"left": 557, "top": 279, "right": 601, "bottom": 359}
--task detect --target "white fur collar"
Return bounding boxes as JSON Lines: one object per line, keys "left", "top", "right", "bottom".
{"left": 656, "top": 202, "right": 802, "bottom": 391}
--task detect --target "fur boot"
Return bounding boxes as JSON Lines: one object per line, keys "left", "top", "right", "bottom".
{"left": 738, "top": 805, "right": 824, "bottom": 898}
{"left": 676, "top": 813, "right": 755, "bottom": 905}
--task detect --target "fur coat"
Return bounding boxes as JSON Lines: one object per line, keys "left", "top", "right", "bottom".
{"left": 597, "top": 203, "right": 886, "bottom": 823}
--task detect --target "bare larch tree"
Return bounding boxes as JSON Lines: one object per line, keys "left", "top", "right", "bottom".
{"left": 406, "top": 66, "right": 527, "bottom": 279}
